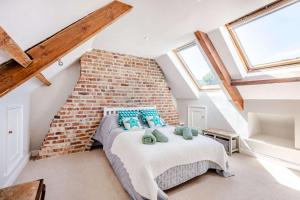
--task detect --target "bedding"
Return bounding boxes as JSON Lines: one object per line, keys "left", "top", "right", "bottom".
{"left": 94, "top": 115, "right": 232, "bottom": 200}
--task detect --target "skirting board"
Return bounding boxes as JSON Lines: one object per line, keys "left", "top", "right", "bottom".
{"left": 240, "top": 148, "right": 300, "bottom": 171}
{"left": 2, "top": 154, "right": 30, "bottom": 188}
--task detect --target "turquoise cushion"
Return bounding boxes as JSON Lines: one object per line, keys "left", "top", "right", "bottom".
{"left": 146, "top": 115, "right": 164, "bottom": 128}
{"left": 118, "top": 110, "right": 139, "bottom": 126}
{"left": 122, "top": 117, "right": 141, "bottom": 130}
{"left": 140, "top": 109, "right": 159, "bottom": 124}
{"left": 160, "top": 118, "right": 167, "bottom": 126}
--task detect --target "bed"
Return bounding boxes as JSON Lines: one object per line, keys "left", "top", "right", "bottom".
{"left": 93, "top": 107, "right": 232, "bottom": 200}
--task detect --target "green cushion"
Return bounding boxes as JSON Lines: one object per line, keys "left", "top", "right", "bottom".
{"left": 191, "top": 128, "right": 199, "bottom": 136}
{"left": 152, "top": 129, "right": 168, "bottom": 142}
{"left": 183, "top": 127, "right": 193, "bottom": 140}
{"left": 174, "top": 126, "right": 184, "bottom": 135}
{"left": 142, "top": 129, "right": 156, "bottom": 144}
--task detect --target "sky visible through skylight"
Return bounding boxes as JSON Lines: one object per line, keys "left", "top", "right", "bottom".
{"left": 234, "top": 1, "right": 300, "bottom": 67}
{"left": 178, "top": 44, "right": 218, "bottom": 86}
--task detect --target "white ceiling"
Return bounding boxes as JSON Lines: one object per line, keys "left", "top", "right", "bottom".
{"left": 0, "top": 0, "right": 112, "bottom": 64}
{"left": 2, "top": 0, "right": 299, "bottom": 100}
{"left": 94, "top": 0, "right": 274, "bottom": 58}
{"left": 0, "top": 0, "right": 274, "bottom": 64}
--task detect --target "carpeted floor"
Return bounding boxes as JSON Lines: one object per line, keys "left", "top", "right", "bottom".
{"left": 16, "top": 149, "right": 300, "bottom": 200}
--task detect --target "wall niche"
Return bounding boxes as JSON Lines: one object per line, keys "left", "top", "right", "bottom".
{"left": 246, "top": 112, "right": 300, "bottom": 166}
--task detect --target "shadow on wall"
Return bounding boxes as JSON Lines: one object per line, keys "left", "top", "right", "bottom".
{"left": 177, "top": 89, "right": 250, "bottom": 150}
{"left": 29, "top": 61, "right": 81, "bottom": 151}
{"left": 204, "top": 90, "right": 248, "bottom": 137}
{"left": 204, "top": 90, "right": 251, "bottom": 151}
{"left": 177, "top": 90, "right": 247, "bottom": 133}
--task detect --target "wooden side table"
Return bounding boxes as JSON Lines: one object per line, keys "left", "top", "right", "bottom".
{"left": 203, "top": 128, "right": 240, "bottom": 156}
{"left": 0, "top": 179, "right": 46, "bottom": 200}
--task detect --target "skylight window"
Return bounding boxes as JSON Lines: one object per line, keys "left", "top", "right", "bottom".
{"left": 227, "top": 0, "right": 300, "bottom": 71}
{"left": 175, "top": 42, "right": 218, "bottom": 89}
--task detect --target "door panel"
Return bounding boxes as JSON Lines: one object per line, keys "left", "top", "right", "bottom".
{"left": 6, "top": 106, "right": 23, "bottom": 175}
{"left": 188, "top": 106, "right": 206, "bottom": 130}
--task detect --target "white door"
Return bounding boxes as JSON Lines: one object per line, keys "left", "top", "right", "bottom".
{"left": 188, "top": 106, "right": 206, "bottom": 130}
{"left": 6, "top": 106, "right": 23, "bottom": 176}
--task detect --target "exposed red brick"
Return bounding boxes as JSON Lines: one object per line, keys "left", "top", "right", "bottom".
{"left": 38, "top": 50, "right": 179, "bottom": 159}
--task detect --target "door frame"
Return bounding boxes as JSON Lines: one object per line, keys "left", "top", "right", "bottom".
{"left": 188, "top": 105, "right": 207, "bottom": 129}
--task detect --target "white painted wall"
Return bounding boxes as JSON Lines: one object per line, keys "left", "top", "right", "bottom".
{"left": 0, "top": 35, "right": 93, "bottom": 188}
{"left": 0, "top": 86, "right": 30, "bottom": 187}
{"left": 30, "top": 62, "right": 80, "bottom": 151}
{"left": 208, "top": 27, "right": 246, "bottom": 79}
{"left": 295, "top": 115, "right": 300, "bottom": 149}
{"left": 176, "top": 93, "right": 234, "bottom": 131}
{"left": 238, "top": 82, "right": 300, "bottom": 100}
{"left": 156, "top": 52, "right": 199, "bottom": 99}
{"left": 248, "top": 113, "right": 294, "bottom": 140}
{"left": 176, "top": 95, "right": 300, "bottom": 166}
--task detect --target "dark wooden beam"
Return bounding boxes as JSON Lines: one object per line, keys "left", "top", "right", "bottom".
{"left": 0, "top": 0, "right": 132, "bottom": 97}
{"left": 0, "top": 27, "right": 32, "bottom": 67}
{"left": 195, "top": 31, "right": 244, "bottom": 110}
{"left": 35, "top": 73, "right": 51, "bottom": 86}
{"left": 232, "top": 75, "right": 300, "bottom": 86}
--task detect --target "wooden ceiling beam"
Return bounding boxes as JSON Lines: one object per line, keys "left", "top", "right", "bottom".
{"left": 35, "top": 73, "right": 51, "bottom": 86}
{"left": 0, "top": 27, "right": 32, "bottom": 67}
{"left": 0, "top": 0, "right": 132, "bottom": 97}
{"left": 232, "top": 75, "right": 300, "bottom": 86}
{"left": 195, "top": 31, "right": 244, "bottom": 110}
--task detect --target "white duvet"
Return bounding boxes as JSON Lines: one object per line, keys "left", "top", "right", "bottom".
{"left": 111, "top": 126, "right": 229, "bottom": 200}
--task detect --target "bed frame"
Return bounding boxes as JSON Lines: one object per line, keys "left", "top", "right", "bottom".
{"left": 103, "top": 106, "right": 156, "bottom": 116}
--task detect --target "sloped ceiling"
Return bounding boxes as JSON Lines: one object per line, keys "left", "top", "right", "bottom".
{"left": 2, "top": 0, "right": 286, "bottom": 100}
{"left": 0, "top": 0, "right": 274, "bottom": 64}
{"left": 94, "top": 0, "right": 274, "bottom": 57}
{"left": 0, "top": 0, "right": 112, "bottom": 64}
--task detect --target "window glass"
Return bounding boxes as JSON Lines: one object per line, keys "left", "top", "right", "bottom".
{"left": 232, "top": 1, "right": 300, "bottom": 68}
{"left": 177, "top": 43, "right": 218, "bottom": 86}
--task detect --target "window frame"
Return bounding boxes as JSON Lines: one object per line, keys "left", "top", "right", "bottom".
{"left": 174, "top": 42, "right": 220, "bottom": 90}
{"left": 226, "top": 0, "right": 300, "bottom": 72}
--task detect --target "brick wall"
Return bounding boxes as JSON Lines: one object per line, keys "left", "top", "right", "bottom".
{"left": 38, "top": 50, "right": 179, "bottom": 159}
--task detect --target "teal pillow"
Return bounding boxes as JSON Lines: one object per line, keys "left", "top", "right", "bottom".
{"left": 140, "top": 109, "right": 159, "bottom": 124}
{"left": 118, "top": 110, "right": 139, "bottom": 126}
{"left": 146, "top": 115, "right": 163, "bottom": 128}
{"left": 122, "top": 117, "right": 141, "bottom": 130}
{"left": 160, "top": 118, "right": 167, "bottom": 126}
